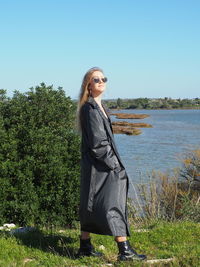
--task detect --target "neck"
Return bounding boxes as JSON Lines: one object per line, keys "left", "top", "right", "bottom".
{"left": 92, "top": 94, "right": 102, "bottom": 106}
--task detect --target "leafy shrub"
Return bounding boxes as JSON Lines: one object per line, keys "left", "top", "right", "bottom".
{"left": 0, "top": 84, "right": 80, "bottom": 228}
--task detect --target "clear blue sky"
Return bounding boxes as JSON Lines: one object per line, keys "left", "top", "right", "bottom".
{"left": 1, "top": 0, "right": 200, "bottom": 99}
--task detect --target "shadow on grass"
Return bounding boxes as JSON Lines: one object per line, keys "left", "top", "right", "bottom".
{"left": 9, "top": 229, "right": 78, "bottom": 259}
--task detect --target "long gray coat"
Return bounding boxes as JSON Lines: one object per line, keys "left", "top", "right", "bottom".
{"left": 79, "top": 96, "right": 131, "bottom": 236}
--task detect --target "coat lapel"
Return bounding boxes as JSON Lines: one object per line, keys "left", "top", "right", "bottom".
{"left": 87, "top": 97, "right": 124, "bottom": 166}
{"left": 88, "top": 97, "right": 114, "bottom": 140}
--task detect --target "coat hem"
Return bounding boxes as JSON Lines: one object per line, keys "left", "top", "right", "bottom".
{"left": 81, "top": 228, "right": 129, "bottom": 237}
{"left": 80, "top": 226, "right": 130, "bottom": 237}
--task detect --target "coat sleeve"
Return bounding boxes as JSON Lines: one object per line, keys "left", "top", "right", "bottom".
{"left": 82, "top": 104, "right": 121, "bottom": 171}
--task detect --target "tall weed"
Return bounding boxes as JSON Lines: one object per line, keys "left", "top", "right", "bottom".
{"left": 128, "top": 149, "right": 200, "bottom": 222}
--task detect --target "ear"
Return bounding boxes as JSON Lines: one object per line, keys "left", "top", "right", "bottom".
{"left": 87, "top": 86, "right": 91, "bottom": 96}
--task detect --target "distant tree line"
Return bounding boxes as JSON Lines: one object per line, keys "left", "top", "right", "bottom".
{"left": 103, "top": 97, "right": 200, "bottom": 109}
{"left": 0, "top": 84, "right": 80, "bottom": 228}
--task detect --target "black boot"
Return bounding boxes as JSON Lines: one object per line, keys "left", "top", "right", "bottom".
{"left": 76, "top": 237, "right": 103, "bottom": 258}
{"left": 117, "top": 240, "right": 147, "bottom": 261}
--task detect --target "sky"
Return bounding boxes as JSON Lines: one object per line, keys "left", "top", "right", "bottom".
{"left": 0, "top": 0, "right": 200, "bottom": 100}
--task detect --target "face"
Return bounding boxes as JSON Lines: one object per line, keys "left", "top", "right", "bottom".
{"left": 89, "top": 71, "right": 107, "bottom": 96}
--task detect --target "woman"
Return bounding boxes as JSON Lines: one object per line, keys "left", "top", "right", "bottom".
{"left": 76, "top": 67, "right": 146, "bottom": 261}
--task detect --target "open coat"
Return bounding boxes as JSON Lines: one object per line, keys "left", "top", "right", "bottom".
{"left": 79, "top": 96, "right": 131, "bottom": 236}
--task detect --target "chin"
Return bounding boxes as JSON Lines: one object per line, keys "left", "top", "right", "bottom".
{"left": 99, "top": 89, "right": 105, "bottom": 94}
{"left": 96, "top": 88, "right": 105, "bottom": 93}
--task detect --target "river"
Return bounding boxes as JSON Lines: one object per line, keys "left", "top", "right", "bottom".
{"left": 112, "top": 109, "right": 200, "bottom": 187}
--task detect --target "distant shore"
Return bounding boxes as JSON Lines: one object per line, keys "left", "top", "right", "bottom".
{"left": 103, "top": 97, "right": 200, "bottom": 110}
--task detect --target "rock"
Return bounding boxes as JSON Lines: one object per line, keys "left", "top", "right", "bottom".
{"left": 99, "top": 245, "right": 105, "bottom": 250}
{"left": 134, "top": 229, "right": 150, "bottom": 232}
{"left": 58, "top": 230, "right": 65, "bottom": 233}
{"left": 0, "top": 223, "right": 16, "bottom": 231}
{"left": 3, "top": 223, "right": 16, "bottom": 229}
{"left": 146, "top": 258, "right": 174, "bottom": 263}
{"left": 23, "top": 258, "right": 34, "bottom": 263}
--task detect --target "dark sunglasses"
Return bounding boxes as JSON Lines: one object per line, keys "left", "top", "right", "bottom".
{"left": 93, "top": 77, "right": 108, "bottom": 83}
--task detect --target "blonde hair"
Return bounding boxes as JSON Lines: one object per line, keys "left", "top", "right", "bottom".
{"left": 76, "top": 67, "right": 104, "bottom": 133}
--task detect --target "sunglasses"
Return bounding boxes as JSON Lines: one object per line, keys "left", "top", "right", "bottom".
{"left": 92, "top": 77, "right": 108, "bottom": 83}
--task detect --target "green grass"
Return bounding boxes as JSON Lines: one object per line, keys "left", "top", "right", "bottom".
{"left": 0, "top": 221, "right": 200, "bottom": 267}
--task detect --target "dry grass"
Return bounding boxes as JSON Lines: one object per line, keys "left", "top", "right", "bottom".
{"left": 112, "top": 125, "right": 142, "bottom": 135}
{"left": 110, "top": 112, "right": 150, "bottom": 119}
{"left": 112, "top": 121, "right": 152, "bottom": 128}
{"left": 128, "top": 149, "right": 200, "bottom": 223}
{"left": 180, "top": 149, "right": 200, "bottom": 185}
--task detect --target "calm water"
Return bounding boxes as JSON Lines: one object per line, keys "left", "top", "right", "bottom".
{"left": 112, "top": 109, "right": 200, "bottom": 185}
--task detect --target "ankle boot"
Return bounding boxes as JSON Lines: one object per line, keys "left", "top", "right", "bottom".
{"left": 117, "top": 240, "right": 147, "bottom": 261}
{"left": 76, "top": 237, "right": 103, "bottom": 257}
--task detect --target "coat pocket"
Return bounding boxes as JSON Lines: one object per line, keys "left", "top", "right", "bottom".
{"left": 114, "top": 168, "right": 126, "bottom": 179}
{"left": 87, "top": 165, "right": 96, "bottom": 212}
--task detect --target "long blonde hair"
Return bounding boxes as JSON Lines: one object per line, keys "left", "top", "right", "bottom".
{"left": 76, "top": 67, "right": 104, "bottom": 133}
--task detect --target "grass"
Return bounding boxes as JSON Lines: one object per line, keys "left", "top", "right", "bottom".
{"left": 0, "top": 220, "right": 200, "bottom": 267}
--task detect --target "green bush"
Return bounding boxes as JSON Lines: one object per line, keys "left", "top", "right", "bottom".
{"left": 0, "top": 83, "right": 80, "bottom": 228}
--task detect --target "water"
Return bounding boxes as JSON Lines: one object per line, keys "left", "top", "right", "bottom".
{"left": 112, "top": 109, "right": 200, "bottom": 185}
